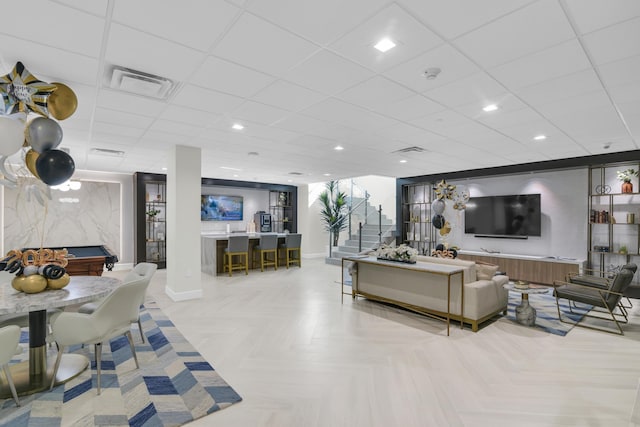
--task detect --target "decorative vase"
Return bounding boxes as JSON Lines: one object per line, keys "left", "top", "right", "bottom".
{"left": 622, "top": 180, "right": 633, "bottom": 193}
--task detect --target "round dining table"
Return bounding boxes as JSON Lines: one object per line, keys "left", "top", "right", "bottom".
{"left": 0, "top": 275, "right": 121, "bottom": 397}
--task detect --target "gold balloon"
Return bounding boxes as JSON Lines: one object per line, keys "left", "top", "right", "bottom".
{"left": 439, "top": 221, "right": 452, "bottom": 236}
{"left": 47, "top": 273, "right": 70, "bottom": 290}
{"left": 20, "top": 274, "right": 47, "bottom": 294}
{"left": 11, "top": 275, "right": 25, "bottom": 291}
{"left": 47, "top": 82, "right": 77, "bottom": 120}
{"left": 25, "top": 149, "right": 40, "bottom": 178}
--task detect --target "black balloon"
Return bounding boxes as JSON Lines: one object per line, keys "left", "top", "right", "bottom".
{"left": 432, "top": 214, "right": 445, "bottom": 229}
{"left": 35, "top": 149, "right": 75, "bottom": 185}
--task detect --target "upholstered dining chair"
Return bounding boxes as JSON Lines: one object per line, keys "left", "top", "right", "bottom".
{"left": 76, "top": 262, "right": 157, "bottom": 343}
{"left": 49, "top": 274, "right": 149, "bottom": 394}
{"left": 0, "top": 325, "right": 21, "bottom": 406}
{"left": 224, "top": 235, "right": 249, "bottom": 276}
{"left": 253, "top": 234, "right": 278, "bottom": 272}
{"left": 279, "top": 233, "right": 302, "bottom": 269}
{"left": 554, "top": 267, "right": 635, "bottom": 335}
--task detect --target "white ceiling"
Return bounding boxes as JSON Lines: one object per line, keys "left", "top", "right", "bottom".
{"left": 2, "top": 0, "right": 639, "bottom": 184}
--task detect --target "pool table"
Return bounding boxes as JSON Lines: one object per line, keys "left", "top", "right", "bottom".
{"left": 22, "top": 245, "right": 119, "bottom": 276}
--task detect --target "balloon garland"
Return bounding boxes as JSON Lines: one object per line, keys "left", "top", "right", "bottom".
{"left": 0, "top": 61, "right": 77, "bottom": 190}
{"left": 431, "top": 180, "right": 470, "bottom": 258}
{"left": 0, "top": 62, "right": 78, "bottom": 291}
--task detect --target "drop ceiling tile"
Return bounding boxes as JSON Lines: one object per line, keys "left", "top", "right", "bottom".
{"left": 105, "top": 24, "right": 204, "bottom": 81}
{"left": 301, "top": 98, "right": 399, "bottom": 131}
{"left": 598, "top": 54, "right": 640, "bottom": 90}
{"left": 159, "top": 105, "right": 218, "bottom": 126}
{"left": 454, "top": 1, "right": 575, "bottom": 68}
{"left": 252, "top": 80, "right": 327, "bottom": 112}
{"left": 112, "top": 1, "right": 240, "bottom": 51}
{"left": 190, "top": 56, "right": 276, "bottom": 98}
{"left": 376, "top": 122, "right": 446, "bottom": 148}
{"left": 212, "top": 13, "right": 320, "bottom": 76}
{"left": 552, "top": 106, "right": 629, "bottom": 141}
{"left": 55, "top": 0, "right": 109, "bottom": 16}
{"left": 172, "top": 84, "right": 245, "bottom": 114}
{"left": 583, "top": 17, "right": 640, "bottom": 65}
{"left": 475, "top": 107, "right": 546, "bottom": 131}
{"left": 498, "top": 120, "right": 570, "bottom": 144}
{"left": 329, "top": 3, "right": 443, "bottom": 72}
{"left": 94, "top": 107, "right": 155, "bottom": 129}
{"left": 285, "top": 49, "right": 374, "bottom": 96}
{"left": 383, "top": 44, "right": 480, "bottom": 93}
{"left": 514, "top": 68, "right": 603, "bottom": 107}
{"left": 147, "top": 119, "right": 203, "bottom": 137}
{"left": 97, "top": 89, "right": 167, "bottom": 117}
{"left": 338, "top": 76, "right": 416, "bottom": 111}
{"left": 271, "top": 114, "right": 327, "bottom": 134}
{"left": 424, "top": 72, "right": 506, "bottom": 108}
{"left": 0, "top": 35, "right": 100, "bottom": 86}
{"left": 0, "top": 2, "right": 104, "bottom": 57}
{"left": 563, "top": 0, "right": 640, "bottom": 35}
{"left": 397, "top": 0, "right": 532, "bottom": 39}
{"left": 92, "top": 122, "right": 146, "bottom": 138}
{"left": 490, "top": 40, "right": 592, "bottom": 91}
{"left": 609, "top": 82, "right": 640, "bottom": 104}
{"left": 537, "top": 90, "right": 613, "bottom": 118}
{"left": 409, "top": 109, "right": 469, "bottom": 134}
{"left": 375, "top": 94, "right": 446, "bottom": 121}
{"left": 454, "top": 93, "right": 528, "bottom": 120}
{"left": 139, "top": 130, "right": 190, "bottom": 145}
{"left": 231, "top": 101, "right": 291, "bottom": 126}
{"left": 246, "top": 0, "right": 389, "bottom": 45}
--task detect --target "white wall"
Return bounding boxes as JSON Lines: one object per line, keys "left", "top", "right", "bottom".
{"left": 435, "top": 168, "right": 588, "bottom": 259}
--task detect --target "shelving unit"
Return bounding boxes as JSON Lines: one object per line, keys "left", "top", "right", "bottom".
{"left": 269, "top": 190, "right": 294, "bottom": 233}
{"left": 588, "top": 162, "right": 640, "bottom": 277}
{"left": 134, "top": 173, "right": 167, "bottom": 269}
{"left": 401, "top": 183, "right": 434, "bottom": 255}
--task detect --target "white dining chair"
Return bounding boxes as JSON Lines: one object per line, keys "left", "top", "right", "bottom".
{"left": 49, "top": 273, "right": 150, "bottom": 394}
{"left": 76, "top": 262, "right": 157, "bottom": 342}
{"left": 0, "top": 325, "right": 21, "bottom": 406}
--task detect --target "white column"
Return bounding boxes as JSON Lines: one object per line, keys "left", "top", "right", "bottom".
{"left": 165, "top": 145, "right": 202, "bottom": 301}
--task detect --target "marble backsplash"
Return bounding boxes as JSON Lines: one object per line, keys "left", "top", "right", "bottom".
{"left": 3, "top": 180, "right": 120, "bottom": 254}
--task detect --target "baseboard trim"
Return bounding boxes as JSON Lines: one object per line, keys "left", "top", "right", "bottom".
{"left": 165, "top": 286, "right": 203, "bottom": 301}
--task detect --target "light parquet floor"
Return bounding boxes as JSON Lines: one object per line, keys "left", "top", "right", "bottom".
{"left": 108, "top": 259, "right": 640, "bottom": 427}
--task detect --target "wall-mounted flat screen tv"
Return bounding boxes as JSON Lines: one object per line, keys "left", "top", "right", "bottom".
{"left": 464, "top": 194, "right": 541, "bottom": 238}
{"left": 201, "top": 195, "right": 243, "bottom": 221}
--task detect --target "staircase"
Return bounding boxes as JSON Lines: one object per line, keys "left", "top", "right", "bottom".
{"left": 325, "top": 199, "right": 395, "bottom": 265}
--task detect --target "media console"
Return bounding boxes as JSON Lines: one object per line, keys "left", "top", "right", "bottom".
{"left": 457, "top": 251, "right": 585, "bottom": 285}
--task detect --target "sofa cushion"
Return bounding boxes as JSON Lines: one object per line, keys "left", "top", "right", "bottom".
{"left": 416, "top": 255, "right": 477, "bottom": 283}
{"left": 476, "top": 263, "right": 499, "bottom": 280}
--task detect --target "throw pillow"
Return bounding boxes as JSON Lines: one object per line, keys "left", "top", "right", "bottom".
{"left": 476, "top": 263, "right": 499, "bottom": 280}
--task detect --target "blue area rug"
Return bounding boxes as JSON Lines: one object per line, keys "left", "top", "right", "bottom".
{"left": 505, "top": 290, "right": 591, "bottom": 336}
{"left": 0, "top": 302, "right": 242, "bottom": 426}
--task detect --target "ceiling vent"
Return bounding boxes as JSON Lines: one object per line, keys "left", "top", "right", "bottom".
{"left": 288, "top": 171, "right": 304, "bottom": 176}
{"left": 393, "top": 146, "right": 427, "bottom": 154}
{"left": 109, "top": 66, "right": 178, "bottom": 100}
{"left": 90, "top": 148, "right": 125, "bottom": 157}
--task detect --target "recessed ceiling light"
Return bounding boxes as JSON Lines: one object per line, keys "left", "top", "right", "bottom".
{"left": 399, "top": 159, "right": 407, "bottom": 163}
{"left": 374, "top": 37, "right": 396, "bottom": 52}
{"left": 323, "top": 173, "right": 331, "bottom": 177}
{"left": 533, "top": 135, "right": 547, "bottom": 141}
{"left": 161, "top": 167, "right": 167, "bottom": 171}
{"left": 482, "top": 104, "right": 498, "bottom": 112}
{"left": 233, "top": 174, "right": 239, "bottom": 178}
{"left": 334, "top": 145, "right": 344, "bottom": 151}
{"left": 287, "top": 179, "right": 293, "bottom": 183}
{"left": 220, "top": 166, "right": 242, "bottom": 171}
{"left": 232, "top": 123, "right": 244, "bottom": 130}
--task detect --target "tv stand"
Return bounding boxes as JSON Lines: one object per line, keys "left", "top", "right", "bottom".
{"left": 458, "top": 250, "right": 585, "bottom": 285}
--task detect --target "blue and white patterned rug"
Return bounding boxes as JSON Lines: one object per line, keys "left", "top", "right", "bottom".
{"left": 504, "top": 290, "right": 591, "bottom": 336}
{"left": 0, "top": 302, "right": 242, "bottom": 426}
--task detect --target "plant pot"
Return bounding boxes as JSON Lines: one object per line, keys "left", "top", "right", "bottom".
{"left": 622, "top": 180, "right": 633, "bottom": 193}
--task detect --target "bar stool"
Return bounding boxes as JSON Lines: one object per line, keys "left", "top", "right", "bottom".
{"left": 254, "top": 234, "right": 278, "bottom": 272}
{"left": 224, "top": 235, "right": 249, "bottom": 276}
{"left": 279, "top": 233, "right": 302, "bottom": 268}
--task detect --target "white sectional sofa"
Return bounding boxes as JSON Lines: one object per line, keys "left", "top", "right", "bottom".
{"left": 350, "top": 255, "right": 509, "bottom": 332}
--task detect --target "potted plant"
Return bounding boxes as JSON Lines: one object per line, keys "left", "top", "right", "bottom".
{"left": 146, "top": 208, "right": 160, "bottom": 221}
{"left": 616, "top": 168, "right": 638, "bottom": 193}
{"left": 318, "top": 180, "right": 348, "bottom": 248}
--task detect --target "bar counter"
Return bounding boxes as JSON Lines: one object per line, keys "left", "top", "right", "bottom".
{"left": 201, "top": 233, "right": 291, "bottom": 275}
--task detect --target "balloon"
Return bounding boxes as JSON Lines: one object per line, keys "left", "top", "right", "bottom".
{"left": 452, "top": 185, "right": 470, "bottom": 210}
{"left": 439, "top": 221, "right": 452, "bottom": 236}
{"left": 432, "top": 214, "right": 445, "bottom": 229}
{"left": 47, "top": 273, "right": 70, "bottom": 290}
{"left": 35, "top": 149, "right": 75, "bottom": 185}
{"left": 432, "top": 198, "right": 445, "bottom": 215}
{"left": 48, "top": 82, "right": 77, "bottom": 120}
{"left": 0, "top": 113, "right": 26, "bottom": 156}
{"left": 0, "top": 61, "right": 57, "bottom": 116}
{"left": 25, "top": 117, "right": 63, "bottom": 153}
{"left": 20, "top": 274, "right": 47, "bottom": 293}
{"left": 25, "top": 149, "right": 40, "bottom": 178}
{"left": 434, "top": 179, "right": 456, "bottom": 201}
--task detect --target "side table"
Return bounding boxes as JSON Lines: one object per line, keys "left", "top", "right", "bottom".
{"left": 503, "top": 282, "right": 550, "bottom": 326}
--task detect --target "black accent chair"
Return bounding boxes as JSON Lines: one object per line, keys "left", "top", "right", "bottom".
{"left": 554, "top": 268, "right": 635, "bottom": 335}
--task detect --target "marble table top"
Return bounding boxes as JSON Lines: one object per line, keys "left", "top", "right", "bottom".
{"left": 0, "top": 276, "right": 121, "bottom": 315}
{"left": 503, "top": 282, "right": 550, "bottom": 295}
